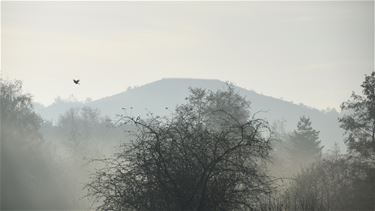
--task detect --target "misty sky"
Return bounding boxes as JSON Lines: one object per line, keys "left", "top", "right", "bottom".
{"left": 1, "top": 1, "right": 374, "bottom": 110}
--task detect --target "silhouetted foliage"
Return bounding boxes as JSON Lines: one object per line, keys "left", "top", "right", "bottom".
{"left": 340, "top": 71, "right": 375, "bottom": 157}
{"left": 86, "top": 86, "right": 272, "bottom": 211}
{"left": 53, "top": 107, "right": 122, "bottom": 151}
{"left": 0, "top": 79, "right": 80, "bottom": 210}
{"left": 266, "top": 72, "right": 375, "bottom": 211}
{"left": 338, "top": 71, "right": 375, "bottom": 210}
{"left": 0, "top": 79, "right": 42, "bottom": 143}
{"left": 1, "top": 79, "right": 43, "bottom": 209}
{"left": 286, "top": 116, "right": 323, "bottom": 168}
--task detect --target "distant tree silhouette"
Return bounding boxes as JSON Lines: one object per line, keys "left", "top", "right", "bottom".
{"left": 0, "top": 79, "right": 75, "bottom": 210}
{"left": 86, "top": 86, "right": 272, "bottom": 211}
{"left": 286, "top": 116, "right": 323, "bottom": 168}
{"left": 54, "top": 107, "right": 123, "bottom": 151}
{"left": 1, "top": 80, "right": 42, "bottom": 208}
{"left": 0, "top": 79, "right": 42, "bottom": 143}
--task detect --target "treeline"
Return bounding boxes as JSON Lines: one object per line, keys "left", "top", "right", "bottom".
{"left": 85, "top": 73, "right": 375, "bottom": 211}
{"left": 262, "top": 72, "right": 375, "bottom": 210}
{"left": 42, "top": 106, "right": 125, "bottom": 156}
{"left": 0, "top": 79, "right": 124, "bottom": 210}
{"left": 1, "top": 73, "right": 375, "bottom": 211}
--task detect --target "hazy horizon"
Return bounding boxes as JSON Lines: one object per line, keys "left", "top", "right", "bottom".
{"left": 32, "top": 77, "right": 345, "bottom": 112}
{"left": 2, "top": 1, "right": 374, "bottom": 109}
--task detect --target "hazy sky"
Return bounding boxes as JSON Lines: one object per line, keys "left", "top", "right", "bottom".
{"left": 2, "top": 1, "right": 374, "bottom": 110}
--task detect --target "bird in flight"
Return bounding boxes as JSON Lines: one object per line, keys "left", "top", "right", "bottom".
{"left": 73, "top": 79, "right": 80, "bottom": 85}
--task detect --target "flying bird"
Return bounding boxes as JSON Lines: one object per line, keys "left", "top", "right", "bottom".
{"left": 73, "top": 79, "right": 80, "bottom": 85}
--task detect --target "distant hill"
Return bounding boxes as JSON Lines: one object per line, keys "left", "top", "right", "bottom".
{"left": 34, "top": 78, "right": 344, "bottom": 150}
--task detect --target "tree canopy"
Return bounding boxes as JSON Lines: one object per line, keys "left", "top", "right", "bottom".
{"left": 1, "top": 79, "right": 72, "bottom": 209}
{"left": 339, "top": 71, "right": 375, "bottom": 157}
{"left": 86, "top": 86, "right": 272, "bottom": 211}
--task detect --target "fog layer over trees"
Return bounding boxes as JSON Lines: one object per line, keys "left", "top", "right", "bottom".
{"left": 1, "top": 73, "right": 375, "bottom": 210}
{"left": 1, "top": 79, "right": 124, "bottom": 210}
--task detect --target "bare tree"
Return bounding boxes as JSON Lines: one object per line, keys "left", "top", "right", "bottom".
{"left": 86, "top": 86, "right": 272, "bottom": 211}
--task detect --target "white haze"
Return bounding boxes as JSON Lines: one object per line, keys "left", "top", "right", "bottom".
{"left": 2, "top": 1, "right": 374, "bottom": 110}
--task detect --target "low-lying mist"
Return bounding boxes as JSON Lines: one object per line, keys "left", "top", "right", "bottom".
{"left": 1, "top": 78, "right": 374, "bottom": 211}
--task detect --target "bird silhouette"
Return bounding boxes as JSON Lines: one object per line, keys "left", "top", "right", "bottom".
{"left": 73, "top": 79, "right": 80, "bottom": 85}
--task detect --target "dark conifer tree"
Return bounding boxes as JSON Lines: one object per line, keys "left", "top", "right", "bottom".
{"left": 287, "top": 116, "right": 323, "bottom": 168}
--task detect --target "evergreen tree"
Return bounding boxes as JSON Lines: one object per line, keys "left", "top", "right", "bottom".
{"left": 287, "top": 116, "right": 323, "bottom": 168}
